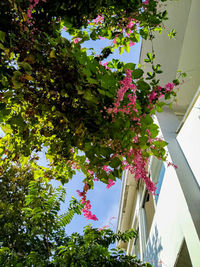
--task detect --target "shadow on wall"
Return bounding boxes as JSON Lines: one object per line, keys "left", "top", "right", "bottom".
{"left": 144, "top": 225, "right": 164, "bottom": 267}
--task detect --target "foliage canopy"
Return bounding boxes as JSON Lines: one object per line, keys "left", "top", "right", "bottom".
{"left": 0, "top": 162, "right": 151, "bottom": 266}
{"left": 0, "top": 0, "right": 180, "bottom": 192}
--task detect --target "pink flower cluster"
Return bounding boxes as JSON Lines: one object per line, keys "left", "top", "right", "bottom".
{"left": 73, "top": 38, "right": 81, "bottom": 44}
{"left": 126, "top": 18, "right": 135, "bottom": 29}
{"left": 99, "top": 61, "right": 110, "bottom": 70}
{"left": 101, "top": 166, "right": 115, "bottom": 188}
{"left": 103, "top": 68, "right": 177, "bottom": 194}
{"left": 66, "top": 160, "right": 80, "bottom": 170}
{"left": 129, "top": 41, "right": 135, "bottom": 47}
{"left": 167, "top": 161, "right": 178, "bottom": 169}
{"left": 148, "top": 83, "right": 176, "bottom": 103}
{"left": 27, "top": 0, "right": 46, "bottom": 24}
{"left": 123, "top": 149, "right": 156, "bottom": 193}
{"left": 106, "top": 69, "right": 138, "bottom": 116}
{"left": 106, "top": 179, "right": 115, "bottom": 189}
{"left": 82, "top": 199, "right": 98, "bottom": 221}
{"left": 91, "top": 15, "right": 104, "bottom": 27}
{"left": 88, "top": 169, "right": 94, "bottom": 176}
{"left": 165, "top": 82, "right": 175, "bottom": 92}
{"left": 143, "top": 0, "right": 150, "bottom": 5}
{"left": 112, "top": 18, "right": 137, "bottom": 47}
{"left": 77, "top": 183, "right": 98, "bottom": 221}
{"left": 102, "top": 165, "right": 111, "bottom": 172}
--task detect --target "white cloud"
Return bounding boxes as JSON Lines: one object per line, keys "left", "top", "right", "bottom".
{"left": 101, "top": 202, "right": 119, "bottom": 230}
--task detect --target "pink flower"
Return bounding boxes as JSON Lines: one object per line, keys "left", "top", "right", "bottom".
{"left": 77, "top": 184, "right": 98, "bottom": 221}
{"left": 102, "top": 165, "right": 110, "bottom": 172}
{"left": 93, "top": 15, "right": 104, "bottom": 25}
{"left": 165, "top": 82, "right": 175, "bottom": 92}
{"left": 73, "top": 38, "right": 81, "bottom": 44}
{"left": 143, "top": 0, "right": 150, "bottom": 5}
{"left": 167, "top": 162, "right": 178, "bottom": 169}
{"left": 27, "top": 9, "right": 33, "bottom": 19}
{"left": 76, "top": 190, "right": 85, "bottom": 197}
{"left": 158, "top": 93, "right": 164, "bottom": 100}
{"left": 128, "top": 93, "right": 137, "bottom": 106}
{"left": 84, "top": 183, "right": 89, "bottom": 191}
{"left": 127, "top": 19, "right": 135, "bottom": 29}
{"left": 34, "top": 0, "right": 39, "bottom": 6}
{"left": 129, "top": 41, "right": 135, "bottom": 47}
{"left": 148, "top": 90, "right": 157, "bottom": 101}
{"left": 102, "top": 62, "right": 110, "bottom": 70}
{"left": 88, "top": 170, "right": 94, "bottom": 176}
{"left": 123, "top": 149, "right": 156, "bottom": 193}
{"left": 82, "top": 199, "right": 98, "bottom": 221}
{"left": 146, "top": 128, "right": 151, "bottom": 136}
{"left": 106, "top": 179, "right": 115, "bottom": 189}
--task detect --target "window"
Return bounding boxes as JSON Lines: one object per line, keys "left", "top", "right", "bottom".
{"left": 142, "top": 191, "right": 155, "bottom": 241}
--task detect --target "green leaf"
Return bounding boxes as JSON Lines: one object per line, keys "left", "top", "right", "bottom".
{"left": 173, "top": 79, "right": 180, "bottom": 85}
{"left": 168, "top": 29, "right": 176, "bottom": 39}
{"left": 119, "top": 46, "right": 124, "bottom": 55}
{"left": 97, "top": 89, "right": 106, "bottom": 96}
{"left": 132, "top": 69, "right": 144, "bottom": 79}
{"left": 137, "top": 80, "right": 151, "bottom": 92}
{"left": 50, "top": 50, "right": 56, "bottom": 58}
{"left": 0, "top": 103, "right": 6, "bottom": 110}
{"left": 100, "top": 73, "right": 117, "bottom": 93}
{"left": 156, "top": 102, "right": 165, "bottom": 112}
{"left": 124, "top": 63, "right": 136, "bottom": 71}
{"left": 19, "top": 62, "right": 32, "bottom": 74}
{"left": 83, "top": 90, "right": 98, "bottom": 103}
{"left": 8, "top": 115, "right": 26, "bottom": 127}
{"left": 124, "top": 42, "right": 130, "bottom": 53}
{"left": 87, "top": 77, "right": 98, "bottom": 84}
{"left": 110, "top": 157, "right": 121, "bottom": 168}
{"left": 0, "top": 31, "right": 5, "bottom": 43}
{"left": 139, "top": 28, "right": 149, "bottom": 40}
{"left": 141, "top": 114, "right": 153, "bottom": 126}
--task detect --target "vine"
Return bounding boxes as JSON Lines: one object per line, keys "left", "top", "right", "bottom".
{"left": 0, "top": 0, "right": 185, "bottom": 220}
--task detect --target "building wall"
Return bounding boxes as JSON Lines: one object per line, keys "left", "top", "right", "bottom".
{"left": 144, "top": 109, "right": 200, "bottom": 267}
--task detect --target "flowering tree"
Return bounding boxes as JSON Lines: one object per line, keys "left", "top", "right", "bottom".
{"left": 0, "top": 0, "right": 185, "bottom": 220}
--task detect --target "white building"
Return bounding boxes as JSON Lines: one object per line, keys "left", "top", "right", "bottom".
{"left": 117, "top": 0, "right": 200, "bottom": 266}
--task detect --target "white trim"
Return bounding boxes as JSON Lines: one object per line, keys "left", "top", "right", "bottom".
{"left": 176, "top": 86, "right": 200, "bottom": 133}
